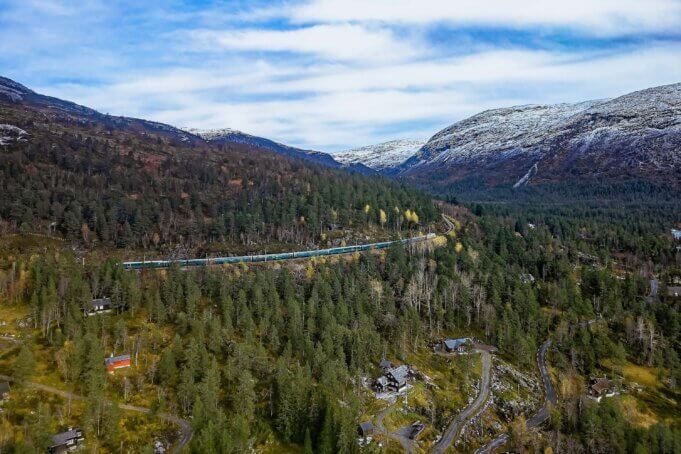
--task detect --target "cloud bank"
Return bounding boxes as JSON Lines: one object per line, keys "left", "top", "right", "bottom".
{"left": 1, "top": 0, "right": 680, "bottom": 150}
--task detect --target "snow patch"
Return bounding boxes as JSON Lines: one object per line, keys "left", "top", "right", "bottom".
{"left": 0, "top": 124, "right": 29, "bottom": 146}
{"left": 513, "top": 163, "right": 538, "bottom": 188}
{"left": 333, "top": 139, "right": 425, "bottom": 171}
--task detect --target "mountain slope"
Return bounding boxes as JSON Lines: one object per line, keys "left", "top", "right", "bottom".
{"left": 333, "top": 139, "right": 425, "bottom": 173}
{"left": 190, "top": 128, "right": 375, "bottom": 174}
{"left": 0, "top": 76, "right": 437, "bottom": 251}
{"left": 401, "top": 83, "right": 681, "bottom": 190}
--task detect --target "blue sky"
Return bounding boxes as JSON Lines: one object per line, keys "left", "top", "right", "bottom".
{"left": 1, "top": 0, "right": 681, "bottom": 151}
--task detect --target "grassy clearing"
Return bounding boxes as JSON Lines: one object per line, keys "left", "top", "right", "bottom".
{"left": 617, "top": 394, "right": 659, "bottom": 428}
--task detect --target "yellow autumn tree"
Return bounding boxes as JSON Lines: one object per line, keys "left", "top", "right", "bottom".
{"left": 404, "top": 209, "right": 419, "bottom": 224}
{"left": 379, "top": 209, "right": 387, "bottom": 227}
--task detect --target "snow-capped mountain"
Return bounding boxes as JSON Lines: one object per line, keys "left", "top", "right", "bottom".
{"left": 401, "top": 83, "right": 681, "bottom": 189}
{"left": 189, "top": 128, "right": 374, "bottom": 174}
{"left": 333, "top": 139, "right": 425, "bottom": 173}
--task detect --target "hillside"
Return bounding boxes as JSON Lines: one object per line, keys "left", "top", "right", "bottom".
{"left": 399, "top": 84, "right": 681, "bottom": 191}
{"left": 333, "top": 139, "right": 425, "bottom": 173}
{"left": 0, "top": 76, "right": 437, "bottom": 253}
{"left": 190, "top": 128, "right": 375, "bottom": 174}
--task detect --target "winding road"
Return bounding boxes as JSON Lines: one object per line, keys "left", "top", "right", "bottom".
{"left": 0, "top": 373, "right": 193, "bottom": 453}
{"left": 432, "top": 350, "right": 492, "bottom": 454}
{"left": 375, "top": 406, "right": 415, "bottom": 454}
{"left": 474, "top": 339, "right": 556, "bottom": 454}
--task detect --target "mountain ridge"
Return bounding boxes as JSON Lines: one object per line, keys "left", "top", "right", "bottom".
{"left": 333, "top": 139, "right": 425, "bottom": 173}
{"left": 399, "top": 83, "right": 681, "bottom": 190}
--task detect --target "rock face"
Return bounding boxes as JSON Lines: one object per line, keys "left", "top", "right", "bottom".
{"left": 189, "top": 128, "right": 374, "bottom": 174}
{"left": 400, "top": 83, "right": 681, "bottom": 189}
{"left": 333, "top": 139, "right": 425, "bottom": 173}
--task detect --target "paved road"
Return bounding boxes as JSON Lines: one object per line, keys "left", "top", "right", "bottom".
{"left": 0, "top": 373, "right": 193, "bottom": 453}
{"left": 474, "top": 339, "right": 555, "bottom": 454}
{"left": 376, "top": 405, "right": 414, "bottom": 453}
{"left": 432, "top": 350, "right": 492, "bottom": 454}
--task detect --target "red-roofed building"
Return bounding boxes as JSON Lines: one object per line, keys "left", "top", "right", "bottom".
{"left": 105, "top": 354, "right": 131, "bottom": 373}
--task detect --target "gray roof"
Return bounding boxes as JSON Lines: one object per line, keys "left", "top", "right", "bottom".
{"left": 444, "top": 338, "right": 470, "bottom": 350}
{"left": 379, "top": 358, "right": 392, "bottom": 369}
{"left": 376, "top": 376, "right": 388, "bottom": 386}
{"left": 387, "top": 365, "right": 409, "bottom": 384}
{"left": 90, "top": 297, "right": 111, "bottom": 308}
{"left": 359, "top": 421, "right": 374, "bottom": 431}
{"left": 51, "top": 428, "right": 82, "bottom": 447}
{"left": 0, "top": 381, "right": 9, "bottom": 393}
{"left": 668, "top": 286, "right": 681, "bottom": 296}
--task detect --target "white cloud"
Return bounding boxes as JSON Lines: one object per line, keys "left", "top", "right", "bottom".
{"left": 185, "top": 23, "right": 421, "bottom": 62}
{"left": 286, "top": 0, "right": 681, "bottom": 36}
{"left": 47, "top": 42, "right": 681, "bottom": 151}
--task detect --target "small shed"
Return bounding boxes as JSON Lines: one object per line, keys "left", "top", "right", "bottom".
{"left": 358, "top": 421, "right": 374, "bottom": 438}
{"left": 86, "top": 298, "right": 112, "bottom": 316}
{"left": 49, "top": 427, "right": 85, "bottom": 453}
{"left": 443, "top": 338, "right": 470, "bottom": 353}
{"left": 105, "top": 354, "right": 131, "bottom": 373}
{"left": 0, "top": 381, "right": 10, "bottom": 401}
{"left": 668, "top": 286, "right": 681, "bottom": 298}
{"left": 379, "top": 358, "right": 392, "bottom": 372}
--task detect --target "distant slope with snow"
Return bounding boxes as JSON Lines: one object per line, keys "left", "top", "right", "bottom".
{"left": 400, "top": 83, "right": 681, "bottom": 189}
{"left": 334, "top": 139, "right": 425, "bottom": 173}
{"left": 189, "top": 128, "right": 374, "bottom": 174}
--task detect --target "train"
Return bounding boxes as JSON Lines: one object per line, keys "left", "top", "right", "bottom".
{"left": 122, "top": 233, "right": 437, "bottom": 270}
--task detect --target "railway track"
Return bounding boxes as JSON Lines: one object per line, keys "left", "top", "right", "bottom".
{"left": 123, "top": 215, "right": 455, "bottom": 270}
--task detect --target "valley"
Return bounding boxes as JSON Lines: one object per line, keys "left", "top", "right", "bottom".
{"left": 0, "top": 75, "right": 680, "bottom": 454}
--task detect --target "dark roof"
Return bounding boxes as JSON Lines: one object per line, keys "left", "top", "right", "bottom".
{"left": 90, "top": 297, "right": 112, "bottom": 308}
{"left": 51, "top": 428, "right": 83, "bottom": 447}
{"left": 359, "top": 421, "right": 374, "bottom": 432}
{"left": 443, "top": 338, "right": 470, "bottom": 350}
{"left": 105, "top": 354, "right": 131, "bottom": 365}
{"left": 0, "top": 381, "right": 9, "bottom": 394}
{"left": 590, "top": 378, "right": 611, "bottom": 394}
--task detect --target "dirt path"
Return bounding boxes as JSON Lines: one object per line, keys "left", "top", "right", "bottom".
{"left": 0, "top": 373, "right": 193, "bottom": 453}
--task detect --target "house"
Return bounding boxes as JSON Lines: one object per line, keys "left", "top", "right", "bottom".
{"left": 105, "top": 354, "right": 131, "bottom": 373}
{"left": 442, "top": 338, "right": 471, "bottom": 353}
{"left": 379, "top": 358, "right": 392, "bottom": 372}
{"left": 49, "top": 427, "right": 85, "bottom": 453}
{"left": 672, "top": 229, "right": 681, "bottom": 240}
{"left": 520, "top": 273, "right": 536, "bottom": 284}
{"left": 668, "top": 286, "right": 681, "bottom": 298}
{"left": 358, "top": 421, "right": 374, "bottom": 438}
{"left": 0, "top": 381, "right": 10, "bottom": 402}
{"left": 86, "top": 298, "right": 112, "bottom": 316}
{"left": 373, "top": 376, "right": 389, "bottom": 392}
{"left": 386, "top": 365, "right": 410, "bottom": 391}
{"left": 588, "top": 378, "right": 613, "bottom": 402}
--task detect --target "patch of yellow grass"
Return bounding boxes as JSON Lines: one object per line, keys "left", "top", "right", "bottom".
{"left": 618, "top": 395, "right": 659, "bottom": 428}
{"left": 602, "top": 359, "right": 661, "bottom": 389}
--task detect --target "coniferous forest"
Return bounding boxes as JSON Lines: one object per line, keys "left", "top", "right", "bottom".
{"left": 0, "top": 77, "right": 680, "bottom": 454}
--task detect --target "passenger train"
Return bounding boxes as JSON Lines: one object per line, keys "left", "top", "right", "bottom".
{"left": 122, "top": 233, "right": 437, "bottom": 270}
